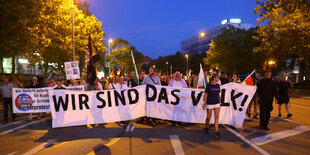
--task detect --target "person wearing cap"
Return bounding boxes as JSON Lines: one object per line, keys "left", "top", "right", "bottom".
{"left": 54, "top": 78, "right": 66, "bottom": 90}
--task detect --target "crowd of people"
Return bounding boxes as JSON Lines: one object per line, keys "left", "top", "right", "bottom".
{"left": 0, "top": 67, "right": 294, "bottom": 138}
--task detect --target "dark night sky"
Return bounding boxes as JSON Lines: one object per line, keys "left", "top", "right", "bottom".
{"left": 88, "top": 0, "right": 258, "bottom": 59}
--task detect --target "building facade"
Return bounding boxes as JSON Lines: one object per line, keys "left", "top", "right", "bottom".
{"left": 181, "top": 19, "right": 252, "bottom": 54}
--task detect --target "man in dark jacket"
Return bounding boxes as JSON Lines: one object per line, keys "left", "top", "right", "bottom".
{"left": 257, "top": 71, "right": 278, "bottom": 130}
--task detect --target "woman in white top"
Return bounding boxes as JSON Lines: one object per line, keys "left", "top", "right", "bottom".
{"left": 108, "top": 77, "right": 120, "bottom": 90}
{"left": 118, "top": 77, "right": 128, "bottom": 89}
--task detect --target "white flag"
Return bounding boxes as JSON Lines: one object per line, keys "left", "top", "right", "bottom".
{"left": 197, "top": 64, "right": 206, "bottom": 88}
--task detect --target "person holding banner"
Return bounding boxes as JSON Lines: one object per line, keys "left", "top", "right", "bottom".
{"left": 1, "top": 77, "right": 15, "bottom": 123}
{"left": 118, "top": 77, "right": 128, "bottom": 89}
{"left": 138, "top": 70, "right": 146, "bottom": 84}
{"left": 257, "top": 71, "right": 278, "bottom": 130}
{"left": 127, "top": 71, "right": 138, "bottom": 88}
{"left": 29, "top": 76, "right": 42, "bottom": 121}
{"left": 54, "top": 78, "right": 66, "bottom": 90}
{"left": 169, "top": 71, "right": 188, "bottom": 126}
{"left": 109, "top": 77, "right": 120, "bottom": 90}
{"left": 203, "top": 74, "right": 221, "bottom": 138}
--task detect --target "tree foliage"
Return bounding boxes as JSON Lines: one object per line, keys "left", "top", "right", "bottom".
{"left": 204, "top": 25, "right": 263, "bottom": 73}
{"left": 107, "top": 38, "right": 144, "bottom": 74}
{"left": 0, "top": 0, "right": 106, "bottom": 78}
{"left": 254, "top": 0, "right": 310, "bottom": 79}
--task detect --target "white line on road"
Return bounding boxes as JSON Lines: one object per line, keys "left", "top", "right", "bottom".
{"left": 169, "top": 135, "right": 185, "bottom": 155}
{"left": 23, "top": 139, "right": 57, "bottom": 155}
{"left": 0, "top": 117, "right": 51, "bottom": 135}
{"left": 0, "top": 118, "right": 28, "bottom": 129}
{"left": 6, "top": 151, "right": 18, "bottom": 155}
{"left": 224, "top": 125, "right": 270, "bottom": 155}
{"left": 251, "top": 126, "right": 310, "bottom": 145}
{"left": 292, "top": 104, "right": 310, "bottom": 110}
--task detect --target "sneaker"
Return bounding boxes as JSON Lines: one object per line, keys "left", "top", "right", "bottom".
{"left": 247, "top": 113, "right": 251, "bottom": 118}
{"left": 130, "top": 125, "right": 135, "bottom": 132}
{"left": 287, "top": 113, "right": 293, "bottom": 118}
{"left": 253, "top": 114, "right": 258, "bottom": 119}
{"left": 277, "top": 113, "right": 281, "bottom": 117}
{"left": 204, "top": 128, "right": 209, "bottom": 134}
{"left": 214, "top": 132, "right": 221, "bottom": 138}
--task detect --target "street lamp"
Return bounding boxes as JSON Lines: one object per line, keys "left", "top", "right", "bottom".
{"left": 107, "top": 39, "right": 113, "bottom": 73}
{"left": 165, "top": 61, "right": 168, "bottom": 75}
{"left": 199, "top": 32, "right": 206, "bottom": 53}
{"left": 268, "top": 60, "right": 276, "bottom": 70}
{"left": 72, "top": 0, "right": 75, "bottom": 61}
{"left": 185, "top": 54, "right": 189, "bottom": 76}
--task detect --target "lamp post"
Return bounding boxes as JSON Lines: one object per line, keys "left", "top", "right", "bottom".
{"left": 185, "top": 54, "right": 189, "bottom": 76}
{"left": 165, "top": 61, "right": 168, "bottom": 75}
{"left": 72, "top": 0, "right": 75, "bottom": 61}
{"left": 198, "top": 32, "right": 205, "bottom": 53}
{"left": 268, "top": 60, "right": 275, "bottom": 70}
{"left": 107, "top": 39, "right": 113, "bottom": 73}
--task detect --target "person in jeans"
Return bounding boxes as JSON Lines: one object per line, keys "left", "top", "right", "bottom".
{"left": 0, "top": 77, "right": 15, "bottom": 123}
{"left": 203, "top": 74, "right": 221, "bottom": 138}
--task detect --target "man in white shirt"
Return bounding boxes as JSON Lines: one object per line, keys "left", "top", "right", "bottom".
{"left": 0, "top": 77, "right": 15, "bottom": 123}
{"left": 169, "top": 71, "right": 188, "bottom": 88}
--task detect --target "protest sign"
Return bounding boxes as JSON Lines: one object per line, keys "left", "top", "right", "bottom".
{"left": 49, "top": 83, "right": 256, "bottom": 128}
{"left": 65, "top": 61, "right": 80, "bottom": 80}
{"left": 13, "top": 86, "right": 85, "bottom": 113}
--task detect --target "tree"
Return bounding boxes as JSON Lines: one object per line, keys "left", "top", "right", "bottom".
{"left": 0, "top": 0, "right": 106, "bottom": 78}
{"left": 254, "top": 0, "right": 310, "bottom": 79}
{"left": 204, "top": 25, "right": 263, "bottom": 74}
{"left": 107, "top": 38, "right": 144, "bottom": 74}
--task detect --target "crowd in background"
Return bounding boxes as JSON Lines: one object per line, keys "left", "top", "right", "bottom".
{"left": 0, "top": 67, "right": 294, "bottom": 138}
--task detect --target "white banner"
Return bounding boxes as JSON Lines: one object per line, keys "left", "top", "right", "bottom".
{"left": 65, "top": 61, "right": 80, "bottom": 80}
{"left": 13, "top": 86, "right": 84, "bottom": 113}
{"left": 49, "top": 83, "right": 256, "bottom": 128}
{"left": 49, "top": 85, "right": 146, "bottom": 128}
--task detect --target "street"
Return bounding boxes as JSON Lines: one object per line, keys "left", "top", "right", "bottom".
{"left": 0, "top": 89, "right": 310, "bottom": 155}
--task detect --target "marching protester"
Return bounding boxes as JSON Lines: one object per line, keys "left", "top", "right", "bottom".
{"left": 276, "top": 74, "right": 293, "bottom": 118}
{"left": 257, "top": 71, "right": 278, "bottom": 130}
{"left": 54, "top": 78, "right": 66, "bottom": 89}
{"left": 29, "top": 76, "right": 42, "bottom": 121}
{"left": 231, "top": 73, "right": 240, "bottom": 83}
{"left": 70, "top": 79, "right": 80, "bottom": 86}
{"left": 141, "top": 67, "right": 161, "bottom": 85}
{"left": 13, "top": 78, "right": 24, "bottom": 88}
{"left": 169, "top": 71, "right": 188, "bottom": 88}
{"left": 203, "top": 74, "right": 221, "bottom": 138}
{"left": 220, "top": 72, "right": 229, "bottom": 85}
{"left": 48, "top": 78, "right": 56, "bottom": 87}
{"left": 194, "top": 69, "right": 209, "bottom": 88}
{"left": 43, "top": 78, "right": 50, "bottom": 87}
{"left": 109, "top": 77, "right": 120, "bottom": 90}
{"left": 186, "top": 76, "right": 194, "bottom": 88}
{"left": 169, "top": 71, "right": 188, "bottom": 126}
{"left": 127, "top": 71, "right": 138, "bottom": 88}
{"left": 138, "top": 70, "right": 146, "bottom": 84}
{"left": 118, "top": 77, "right": 128, "bottom": 89}
{"left": 0, "top": 77, "right": 15, "bottom": 123}
{"left": 141, "top": 67, "right": 161, "bottom": 126}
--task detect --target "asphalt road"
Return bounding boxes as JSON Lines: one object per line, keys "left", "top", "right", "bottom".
{"left": 0, "top": 89, "right": 309, "bottom": 155}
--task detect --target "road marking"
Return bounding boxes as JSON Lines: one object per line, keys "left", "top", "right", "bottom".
{"left": 87, "top": 138, "right": 121, "bottom": 155}
{"left": 6, "top": 151, "right": 18, "bottom": 155}
{"left": 0, "top": 117, "right": 51, "bottom": 135}
{"left": 292, "top": 104, "right": 310, "bottom": 110}
{"left": 271, "top": 115, "right": 310, "bottom": 127}
{"left": 169, "top": 135, "right": 185, "bottom": 155}
{"left": 0, "top": 118, "right": 28, "bottom": 129}
{"left": 224, "top": 125, "right": 270, "bottom": 155}
{"left": 251, "top": 126, "right": 310, "bottom": 145}
{"left": 23, "top": 139, "right": 57, "bottom": 155}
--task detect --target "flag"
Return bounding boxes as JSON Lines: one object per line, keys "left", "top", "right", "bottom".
{"left": 197, "top": 64, "right": 207, "bottom": 88}
{"left": 131, "top": 50, "right": 139, "bottom": 84}
{"left": 110, "top": 71, "right": 115, "bottom": 77}
{"left": 117, "top": 67, "right": 121, "bottom": 76}
{"left": 242, "top": 70, "right": 256, "bottom": 86}
{"left": 87, "top": 35, "right": 101, "bottom": 86}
